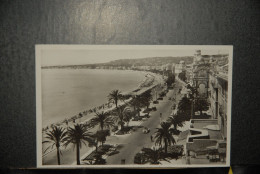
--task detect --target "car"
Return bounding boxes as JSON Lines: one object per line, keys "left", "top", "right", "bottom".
{"left": 132, "top": 117, "right": 142, "bottom": 121}
{"left": 158, "top": 97, "right": 163, "bottom": 100}
{"left": 143, "top": 114, "right": 150, "bottom": 118}
{"left": 168, "top": 97, "right": 171, "bottom": 100}
{"left": 142, "top": 127, "right": 150, "bottom": 134}
{"left": 153, "top": 100, "right": 159, "bottom": 104}
{"left": 143, "top": 108, "right": 152, "bottom": 113}
{"left": 152, "top": 106, "right": 157, "bottom": 111}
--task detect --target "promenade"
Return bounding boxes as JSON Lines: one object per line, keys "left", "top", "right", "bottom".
{"left": 43, "top": 79, "right": 183, "bottom": 165}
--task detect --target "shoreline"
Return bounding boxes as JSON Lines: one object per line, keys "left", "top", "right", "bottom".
{"left": 42, "top": 70, "right": 164, "bottom": 131}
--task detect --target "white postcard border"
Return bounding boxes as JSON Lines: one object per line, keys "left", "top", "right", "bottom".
{"left": 36, "top": 45, "right": 233, "bottom": 168}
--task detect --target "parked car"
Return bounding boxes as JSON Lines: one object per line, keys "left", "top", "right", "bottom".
{"left": 132, "top": 117, "right": 142, "bottom": 121}
{"left": 143, "top": 108, "right": 152, "bottom": 113}
{"left": 112, "top": 126, "right": 118, "bottom": 132}
{"left": 142, "top": 127, "right": 150, "bottom": 134}
{"left": 152, "top": 106, "right": 157, "bottom": 111}
{"left": 143, "top": 114, "right": 150, "bottom": 118}
{"left": 153, "top": 100, "right": 159, "bottom": 104}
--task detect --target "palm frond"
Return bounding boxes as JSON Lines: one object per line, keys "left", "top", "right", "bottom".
{"left": 154, "top": 122, "right": 176, "bottom": 152}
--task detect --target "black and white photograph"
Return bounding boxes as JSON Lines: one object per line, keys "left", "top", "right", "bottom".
{"left": 36, "top": 45, "right": 232, "bottom": 168}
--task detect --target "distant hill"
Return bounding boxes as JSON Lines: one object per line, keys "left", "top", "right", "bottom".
{"left": 106, "top": 56, "right": 194, "bottom": 66}
{"left": 42, "top": 56, "right": 194, "bottom": 69}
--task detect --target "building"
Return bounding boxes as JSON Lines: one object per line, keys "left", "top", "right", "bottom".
{"left": 185, "top": 64, "right": 193, "bottom": 84}
{"left": 208, "top": 64, "right": 228, "bottom": 138}
{"left": 175, "top": 60, "right": 186, "bottom": 74}
{"left": 171, "top": 63, "right": 176, "bottom": 74}
{"left": 184, "top": 50, "right": 229, "bottom": 164}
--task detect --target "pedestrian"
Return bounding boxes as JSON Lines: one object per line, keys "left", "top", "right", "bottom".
{"left": 150, "top": 135, "right": 153, "bottom": 142}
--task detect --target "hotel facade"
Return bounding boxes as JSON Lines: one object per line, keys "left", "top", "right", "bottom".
{"left": 181, "top": 50, "right": 229, "bottom": 164}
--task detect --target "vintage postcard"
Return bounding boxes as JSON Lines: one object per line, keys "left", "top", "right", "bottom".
{"left": 36, "top": 45, "right": 233, "bottom": 168}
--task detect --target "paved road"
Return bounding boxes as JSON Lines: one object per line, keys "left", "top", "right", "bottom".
{"left": 106, "top": 83, "right": 183, "bottom": 164}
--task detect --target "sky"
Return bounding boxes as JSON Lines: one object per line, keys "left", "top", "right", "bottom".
{"left": 40, "top": 46, "right": 230, "bottom": 66}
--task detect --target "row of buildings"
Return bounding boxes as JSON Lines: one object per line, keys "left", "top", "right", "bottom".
{"left": 176, "top": 50, "right": 229, "bottom": 164}
{"left": 86, "top": 63, "right": 177, "bottom": 73}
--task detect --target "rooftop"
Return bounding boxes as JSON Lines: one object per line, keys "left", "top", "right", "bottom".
{"left": 191, "top": 119, "right": 218, "bottom": 129}
{"left": 187, "top": 119, "right": 223, "bottom": 142}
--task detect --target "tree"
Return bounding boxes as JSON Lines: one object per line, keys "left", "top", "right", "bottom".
{"left": 178, "top": 71, "right": 187, "bottom": 82}
{"left": 123, "top": 106, "right": 134, "bottom": 127}
{"left": 64, "top": 124, "right": 93, "bottom": 165}
{"left": 134, "top": 152, "right": 146, "bottom": 164}
{"left": 90, "top": 111, "right": 114, "bottom": 131}
{"left": 43, "top": 126, "right": 67, "bottom": 165}
{"left": 108, "top": 89, "right": 123, "bottom": 108}
{"left": 142, "top": 90, "right": 153, "bottom": 109}
{"left": 130, "top": 95, "right": 142, "bottom": 116}
{"left": 166, "top": 72, "right": 175, "bottom": 88}
{"left": 89, "top": 130, "right": 110, "bottom": 152}
{"left": 141, "top": 147, "right": 168, "bottom": 164}
{"left": 194, "top": 99, "right": 209, "bottom": 115}
{"left": 113, "top": 107, "right": 124, "bottom": 130}
{"left": 113, "top": 106, "right": 132, "bottom": 131}
{"left": 130, "top": 94, "right": 149, "bottom": 117}
{"left": 95, "top": 130, "right": 110, "bottom": 147}
{"left": 154, "top": 122, "right": 176, "bottom": 153}
{"left": 93, "top": 153, "right": 107, "bottom": 165}
{"left": 186, "top": 84, "right": 198, "bottom": 118}
{"left": 186, "top": 84, "right": 198, "bottom": 99}
{"left": 144, "top": 148, "right": 161, "bottom": 164}
{"left": 178, "top": 96, "right": 192, "bottom": 121}
{"left": 167, "top": 114, "right": 184, "bottom": 132}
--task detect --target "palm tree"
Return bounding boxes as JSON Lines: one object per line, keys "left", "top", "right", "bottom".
{"left": 90, "top": 111, "right": 114, "bottom": 131}
{"left": 108, "top": 89, "right": 123, "bottom": 108}
{"left": 43, "top": 126, "right": 67, "bottom": 165}
{"left": 130, "top": 95, "right": 143, "bottom": 117}
{"left": 64, "top": 124, "right": 93, "bottom": 165}
{"left": 142, "top": 90, "right": 153, "bottom": 109}
{"left": 113, "top": 106, "right": 132, "bottom": 131}
{"left": 141, "top": 147, "right": 169, "bottom": 164}
{"left": 154, "top": 122, "right": 176, "bottom": 153}
{"left": 142, "top": 147, "right": 160, "bottom": 164}
{"left": 178, "top": 96, "right": 191, "bottom": 113}
{"left": 167, "top": 114, "right": 184, "bottom": 132}
{"left": 95, "top": 130, "right": 110, "bottom": 148}
{"left": 123, "top": 106, "right": 133, "bottom": 127}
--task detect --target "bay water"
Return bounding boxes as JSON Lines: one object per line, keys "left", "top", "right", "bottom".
{"left": 41, "top": 69, "right": 146, "bottom": 127}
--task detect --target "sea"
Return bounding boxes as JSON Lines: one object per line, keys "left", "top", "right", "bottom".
{"left": 41, "top": 69, "right": 146, "bottom": 127}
